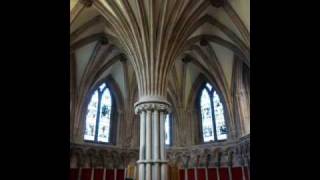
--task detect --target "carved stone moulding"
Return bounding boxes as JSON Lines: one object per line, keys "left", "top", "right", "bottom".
{"left": 134, "top": 97, "right": 172, "bottom": 114}
{"left": 79, "top": 0, "right": 94, "bottom": 7}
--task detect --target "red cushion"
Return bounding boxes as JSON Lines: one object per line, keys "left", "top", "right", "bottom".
{"left": 232, "top": 167, "right": 243, "bottom": 180}
{"left": 179, "top": 169, "right": 185, "bottom": 180}
{"left": 197, "top": 168, "right": 206, "bottom": 180}
{"left": 117, "top": 169, "right": 124, "bottom": 180}
{"left": 70, "top": 168, "right": 79, "bottom": 180}
{"left": 187, "top": 169, "right": 195, "bottom": 180}
{"left": 208, "top": 168, "right": 217, "bottom": 180}
{"left": 81, "top": 168, "right": 92, "bottom": 180}
{"left": 105, "top": 169, "right": 114, "bottom": 180}
{"left": 94, "top": 168, "right": 104, "bottom": 180}
{"left": 219, "top": 168, "right": 229, "bottom": 180}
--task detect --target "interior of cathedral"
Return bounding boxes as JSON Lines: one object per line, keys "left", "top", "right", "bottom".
{"left": 70, "top": 0, "right": 250, "bottom": 179}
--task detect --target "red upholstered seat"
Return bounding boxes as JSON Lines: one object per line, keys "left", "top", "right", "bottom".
{"left": 70, "top": 168, "right": 79, "bottom": 180}
{"left": 232, "top": 167, "right": 243, "bottom": 180}
{"left": 219, "top": 168, "right": 229, "bottom": 180}
{"left": 117, "top": 169, "right": 124, "bottom": 180}
{"left": 179, "top": 169, "right": 185, "bottom": 180}
{"left": 197, "top": 168, "right": 206, "bottom": 180}
{"left": 187, "top": 169, "right": 195, "bottom": 180}
{"left": 207, "top": 168, "right": 217, "bottom": 180}
{"left": 94, "top": 168, "right": 104, "bottom": 180}
{"left": 81, "top": 168, "right": 92, "bottom": 180}
{"left": 105, "top": 169, "right": 115, "bottom": 180}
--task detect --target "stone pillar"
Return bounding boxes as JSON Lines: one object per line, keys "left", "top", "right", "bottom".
{"left": 135, "top": 99, "right": 171, "bottom": 180}
{"left": 184, "top": 169, "right": 188, "bottom": 180}
{"left": 227, "top": 152, "right": 233, "bottom": 180}
{"left": 215, "top": 161, "right": 220, "bottom": 180}
{"left": 205, "top": 168, "right": 208, "bottom": 180}
{"left": 239, "top": 157, "right": 246, "bottom": 180}
{"left": 227, "top": 162, "right": 233, "bottom": 180}
{"left": 139, "top": 111, "right": 146, "bottom": 180}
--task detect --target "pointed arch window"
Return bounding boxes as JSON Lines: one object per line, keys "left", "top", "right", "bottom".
{"left": 199, "top": 83, "right": 227, "bottom": 142}
{"left": 84, "top": 82, "right": 114, "bottom": 143}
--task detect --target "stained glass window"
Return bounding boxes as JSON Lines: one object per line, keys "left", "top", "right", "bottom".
{"left": 213, "top": 91, "right": 227, "bottom": 140}
{"left": 199, "top": 83, "right": 227, "bottom": 142}
{"left": 165, "top": 114, "right": 171, "bottom": 145}
{"left": 84, "top": 90, "right": 99, "bottom": 141}
{"left": 97, "top": 88, "right": 112, "bottom": 142}
{"left": 84, "top": 82, "right": 114, "bottom": 143}
{"left": 200, "top": 89, "right": 215, "bottom": 142}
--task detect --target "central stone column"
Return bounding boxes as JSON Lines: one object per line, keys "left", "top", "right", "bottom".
{"left": 135, "top": 98, "right": 171, "bottom": 180}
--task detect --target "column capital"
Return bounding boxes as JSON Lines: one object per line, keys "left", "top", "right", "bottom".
{"left": 134, "top": 97, "right": 171, "bottom": 114}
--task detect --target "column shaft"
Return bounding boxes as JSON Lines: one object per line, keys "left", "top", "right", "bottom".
{"left": 241, "top": 166, "right": 246, "bottom": 180}
{"left": 153, "top": 110, "right": 160, "bottom": 180}
{"left": 216, "top": 168, "right": 220, "bottom": 180}
{"left": 135, "top": 100, "right": 171, "bottom": 180}
{"left": 228, "top": 167, "right": 232, "bottom": 180}
{"left": 160, "top": 111, "right": 167, "bottom": 180}
{"left": 139, "top": 111, "right": 146, "bottom": 180}
{"left": 146, "top": 110, "right": 152, "bottom": 180}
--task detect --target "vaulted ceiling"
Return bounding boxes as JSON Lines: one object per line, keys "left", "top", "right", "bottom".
{"left": 70, "top": 0, "right": 250, "bottom": 109}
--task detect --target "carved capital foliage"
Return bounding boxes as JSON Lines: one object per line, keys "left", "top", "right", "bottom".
{"left": 134, "top": 101, "right": 171, "bottom": 114}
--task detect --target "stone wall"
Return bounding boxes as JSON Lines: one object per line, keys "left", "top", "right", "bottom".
{"left": 70, "top": 135, "right": 250, "bottom": 169}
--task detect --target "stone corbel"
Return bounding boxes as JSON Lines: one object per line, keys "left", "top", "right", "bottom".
{"left": 79, "top": 0, "right": 94, "bottom": 7}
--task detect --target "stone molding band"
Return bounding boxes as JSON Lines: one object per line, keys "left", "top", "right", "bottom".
{"left": 137, "top": 160, "right": 169, "bottom": 164}
{"left": 134, "top": 101, "right": 171, "bottom": 114}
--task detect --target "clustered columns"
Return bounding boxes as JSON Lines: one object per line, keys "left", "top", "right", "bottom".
{"left": 135, "top": 99, "right": 171, "bottom": 180}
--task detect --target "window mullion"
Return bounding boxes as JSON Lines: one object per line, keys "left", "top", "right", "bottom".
{"left": 95, "top": 90, "right": 103, "bottom": 142}
{"left": 108, "top": 90, "right": 114, "bottom": 143}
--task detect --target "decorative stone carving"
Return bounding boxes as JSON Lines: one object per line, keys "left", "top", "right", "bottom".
{"left": 79, "top": 0, "right": 94, "bottom": 7}
{"left": 70, "top": 135, "right": 249, "bottom": 169}
{"left": 134, "top": 101, "right": 171, "bottom": 114}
